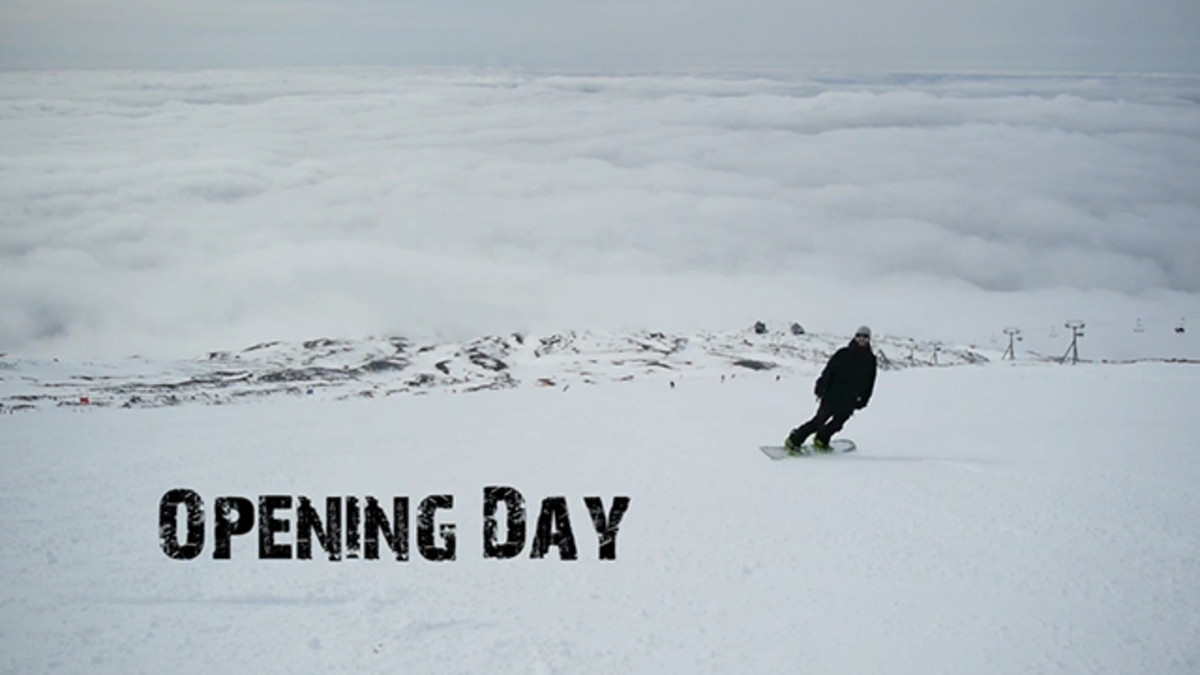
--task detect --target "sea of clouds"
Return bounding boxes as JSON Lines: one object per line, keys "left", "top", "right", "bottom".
{"left": 1, "top": 68, "right": 1198, "bottom": 360}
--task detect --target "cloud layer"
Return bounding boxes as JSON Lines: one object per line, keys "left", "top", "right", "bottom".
{"left": 1, "top": 69, "right": 1198, "bottom": 359}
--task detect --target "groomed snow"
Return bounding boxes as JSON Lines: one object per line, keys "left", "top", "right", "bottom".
{"left": 2, "top": 359, "right": 1197, "bottom": 672}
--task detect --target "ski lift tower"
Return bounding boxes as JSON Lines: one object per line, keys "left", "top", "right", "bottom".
{"left": 1002, "top": 327, "right": 1021, "bottom": 360}
{"left": 1061, "top": 321, "right": 1085, "bottom": 364}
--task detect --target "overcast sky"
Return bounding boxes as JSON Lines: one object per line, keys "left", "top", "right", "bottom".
{"left": 1, "top": 0, "right": 1198, "bottom": 72}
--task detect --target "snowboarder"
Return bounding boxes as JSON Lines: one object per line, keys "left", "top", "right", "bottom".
{"left": 785, "top": 326, "right": 877, "bottom": 453}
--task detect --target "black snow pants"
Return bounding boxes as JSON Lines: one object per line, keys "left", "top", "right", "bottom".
{"left": 790, "top": 399, "right": 854, "bottom": 445}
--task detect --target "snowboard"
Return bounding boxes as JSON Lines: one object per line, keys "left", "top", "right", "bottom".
{"left": 759, "top": 439, "right": 857, "bottom": 460}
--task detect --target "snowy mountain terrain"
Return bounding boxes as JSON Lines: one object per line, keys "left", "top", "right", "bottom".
{"left": 3, "top": 64, "right": 1198, "bottom": 672}
{"left": 0, "top": 328, "right": 992, "bottom": 413}
{"left": 2, "top": 325, "right": 1198, "bottom": 673}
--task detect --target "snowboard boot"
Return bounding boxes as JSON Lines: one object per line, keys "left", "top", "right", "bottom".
{"left": 812, "top": 437, "right": 832, "bottom": 453}
{"left": 784, "top": 430, "right": 806, "bottom": 453}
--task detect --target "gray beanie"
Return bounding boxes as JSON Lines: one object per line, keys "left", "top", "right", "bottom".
{"left": 855, "top": 325, "right": 872, "bottom": 338}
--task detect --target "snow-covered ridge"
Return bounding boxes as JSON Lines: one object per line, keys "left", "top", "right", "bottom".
{"left": 0, "top": 329, "right": 991, "bottom": 412}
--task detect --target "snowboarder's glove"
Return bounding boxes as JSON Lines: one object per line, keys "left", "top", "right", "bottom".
{"left": 814, "top": 383, "right": 825, "bottom": 398}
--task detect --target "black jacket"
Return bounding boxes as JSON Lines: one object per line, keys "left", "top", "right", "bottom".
{"left": 815, "top": 340, "right": 877, "bottom": 410}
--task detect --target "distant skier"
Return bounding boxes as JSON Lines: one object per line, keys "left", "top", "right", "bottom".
{"left": 785, "top": 326, "right": 877, "bottom": 453}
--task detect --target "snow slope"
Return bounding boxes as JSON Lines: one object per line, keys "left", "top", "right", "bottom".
{"left": 1, "top": 353, "right": 1198, "bottom": 673}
